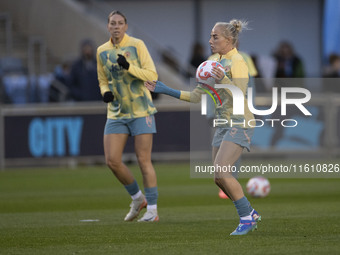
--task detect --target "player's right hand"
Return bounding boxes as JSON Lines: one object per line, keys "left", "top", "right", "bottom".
{"left": 144, "top": 81, "right": 156, "bottom": 92}
{"left": 103, "top": 91, "right": 114, "bottom": 103}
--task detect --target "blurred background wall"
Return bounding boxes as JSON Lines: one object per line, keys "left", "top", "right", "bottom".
{"left": 0, "top": 0, "right": 339, "bottom": 168}
{"left": 0, "top": 0, "right": 324, "bottom": 76}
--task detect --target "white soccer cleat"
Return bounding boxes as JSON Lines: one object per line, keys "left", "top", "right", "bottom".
{"left": 124, "top": 194, "right": 147, "bottom": 221}
{"left": 137, "top": 209, "right": 159, "bottom": 222}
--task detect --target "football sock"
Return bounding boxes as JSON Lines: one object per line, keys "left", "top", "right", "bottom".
{"left": 147, "top": 204, "right": 157, "bottom": 210}
{"left": 233, "top": 196, "right": 252, "bottom": 218}
{"left": 145, "top": 186, "right": 158, "bottom": 207}
{"left": 131, "top": 190, "right": 143, "bottom": 200}
{"left": 124, "top": 180, "right": 140, "bottom": 198}
{"left": 240, "top": 215, "right": 253, "bottom": 221}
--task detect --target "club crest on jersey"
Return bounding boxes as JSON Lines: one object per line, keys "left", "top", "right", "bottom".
{"left": 124, "top": 51, "right": 130, "bottom": 58}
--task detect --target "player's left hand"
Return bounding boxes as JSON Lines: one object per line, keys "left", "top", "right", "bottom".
{"left": 211, "top": 66, "right": 225, "bottom": 82}
{"left": 117, "top": 54, "right": 130, "bottom": 70}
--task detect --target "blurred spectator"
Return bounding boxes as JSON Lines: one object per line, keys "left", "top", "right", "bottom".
{"left": 161, "top": 47, "right": 180, "bottom": 74}
{"left": 273, "top": 41, "right": 305, "bottom": 78}
{"left": 270, "top": 42, "right": 305, "bottom": 147}
{"left": 251, "top": 54, "right": 277, "bottom": 93}
{"left": 0, "top": 57, "right": 28, "bottom": 104}
{"left": 54, "top": 60, "right": 71, "bottom": 86}
{"left": 49, "top": 60, "right": 71, "bottom": 102}
{"left": 68, "top": 39, "right": 102, "bottom": 101}
{"left": 2, "top": 71, "right": 28, "bottom": 104}
{"left": 187, "top": 42, "right": 207, "bottom": 78}
{"left": 36, "top": 73, "right": 55, "bottom": 103}
{"left": 323, "top": 54, "right": 340, "bottom": 78}
{"left": 189, "top": 42, "right": 206, "bottom": 68}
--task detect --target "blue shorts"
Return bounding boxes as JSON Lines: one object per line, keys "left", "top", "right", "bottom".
{"left": 104, "top": 115, "right": 156, "bottom": 136}
{"left": 212, "top": 127, "right": 254, "bottom": 152}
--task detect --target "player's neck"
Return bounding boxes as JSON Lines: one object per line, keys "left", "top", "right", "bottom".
{"left": 219, "top": 46, "right": 234, "bottom": 56}
{"left": 111, "top": 36, "right": 124, "bottom": 46}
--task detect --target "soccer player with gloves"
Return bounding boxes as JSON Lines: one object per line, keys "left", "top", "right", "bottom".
{"left": 97, "top": 11, "right": 159, "bottom": 222}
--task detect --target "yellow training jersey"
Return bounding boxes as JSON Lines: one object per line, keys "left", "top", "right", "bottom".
{"left": 97, "top": 34, "right": 158, "bottom": 119}
{"left": 180, "top": 48, "right": 254, "bottom": 128}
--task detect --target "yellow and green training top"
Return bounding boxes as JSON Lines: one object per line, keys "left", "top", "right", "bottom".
{"left": 97, "top": 34, "right": 158, "bottom": 119}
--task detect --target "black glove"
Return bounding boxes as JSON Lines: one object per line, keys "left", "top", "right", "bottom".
{"left": 117, "top": 54, "right": 130, "bottom": 70}
{"left": 103, "top": 91, "right": 114, "bottom": 103}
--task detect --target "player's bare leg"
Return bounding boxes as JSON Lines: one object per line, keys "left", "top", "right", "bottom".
{"left": 134, "top": 134, "right": 157, "bottom": 188}
{"left": 213, "top": 141, "right": 259, "bottom": 235}
{"left": 213, "top": 141, "right": 244, "bottom": 201}
{"left": 104, "top": 133, "right": 134, "bottom": 184}
{"left": 213, "top": 146, "right": 231, "bottom": 199}
{"left": 104, "top": 134, "right": 147, "bottom": 221}
{"left": 134, "top": 134, "right": 159, "bottom": 222}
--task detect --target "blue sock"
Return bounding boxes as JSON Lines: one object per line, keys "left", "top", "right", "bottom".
{"left": 248, "top": 200, "right": 254, "bottom": 213}
{"left": 144, "top": 187, "right": 158, "bottom": 206}
{"left": 233, "top": 196, "right": 252, "bottom": 217}
{"left": 124, "top": 180, "right": 140, "bottom": 196}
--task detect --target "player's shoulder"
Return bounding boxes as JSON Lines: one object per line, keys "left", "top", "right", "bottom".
{"left": 127, "top": 35, "right": 146, "bottom": 48}
{"left": 97, "top": 40, "right": 112, "bottom": 53}
{"left": 231, "top": 50, "right": 246, "bottom": 63}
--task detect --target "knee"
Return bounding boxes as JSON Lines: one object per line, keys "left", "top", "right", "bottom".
{"left": 136, "top": 154, "right": 152, "bottom": 170}
{"left": 213, "top": 162, "right": 233, "bottom": 184}
{"left": 106, "top": 156, "right": 122, "bottom": 172}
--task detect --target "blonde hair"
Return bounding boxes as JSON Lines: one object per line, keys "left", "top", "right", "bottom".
{"left": 215, "top": 19, "right": 248, "bottom": 46}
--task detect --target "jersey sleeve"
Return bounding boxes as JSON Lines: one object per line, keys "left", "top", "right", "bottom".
{"left": 179, "top": 85, "right": 205, "bottom": 103}
{"left": 96, "top": 49, "right": 110, "bottom": 96}
{"left": 128, "top": 40, "right": 158, "bottom": 82}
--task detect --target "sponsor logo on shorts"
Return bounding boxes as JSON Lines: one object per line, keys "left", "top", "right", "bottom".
{"left": 243, "top": 130, "right": 251, "bottom": 144}
{"left": 229, "top": 127, "right": 238, "bottom": 138}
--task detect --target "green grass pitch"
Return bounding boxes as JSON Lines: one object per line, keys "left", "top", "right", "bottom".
{"left": 0, "top": 162, "right": 340, "bottom": 254}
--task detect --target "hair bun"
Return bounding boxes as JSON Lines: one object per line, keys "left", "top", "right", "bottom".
{"left": 230, "top": 19, "right": 248, "bottom": 33}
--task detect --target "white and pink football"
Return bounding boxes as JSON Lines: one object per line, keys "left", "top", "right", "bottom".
{"left": 196, "top": 60, "right": 224, "bottom": 86}
{"left": 246, "top": 176, "right": 271, "bottom": 198}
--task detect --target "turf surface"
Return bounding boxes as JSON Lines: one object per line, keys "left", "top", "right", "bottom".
{"left": 1, "top": 162, "right": 340, "bottom": 254}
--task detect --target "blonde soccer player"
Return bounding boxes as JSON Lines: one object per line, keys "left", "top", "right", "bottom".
{"left": 145, "top": 20, "right": 261, "bottom": 234}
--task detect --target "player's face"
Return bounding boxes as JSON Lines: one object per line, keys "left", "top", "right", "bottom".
{"left": 209, "top": 26, "right": 231, "bottom": 55}
{"left": 107, "top": 14, "right": 128, "bottom": 43}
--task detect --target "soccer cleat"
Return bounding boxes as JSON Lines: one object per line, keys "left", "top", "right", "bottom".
{"left": 137, "top": 209, "right": 159, "bottom": 222}
{"left": 251, "top": 209, "right": 261, "bottom": 223}
{"left": 124, "top": 194, "right": 147, "bottom": 221}
{"left": 218, "top": 189, "right": 229, "bottom": 199}
{"left": 230, "top": 219, "right": 257, "bottom": 236}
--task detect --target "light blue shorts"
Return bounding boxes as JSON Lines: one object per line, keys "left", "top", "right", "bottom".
{"left": 212, "top": 127, "right": 254, "bottom": 152}
{"left": 104, "top": 115, "right": 156, "bottom": 136}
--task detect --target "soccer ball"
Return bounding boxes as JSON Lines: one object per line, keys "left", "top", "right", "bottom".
{"left": 196, "top": 60, "right": 224, "bottom": 86}
{"left": 246, "top": 176, "right": 271, "bottom": 198}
